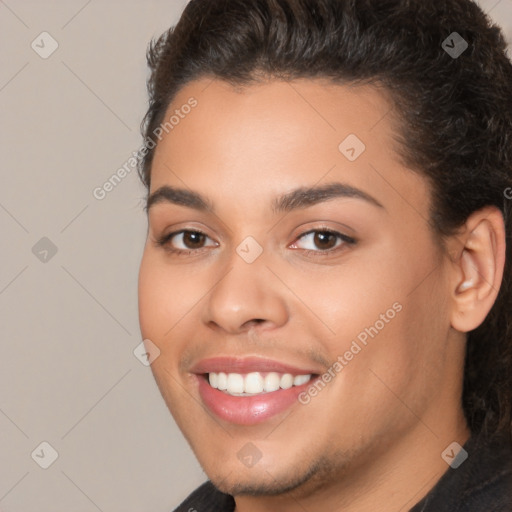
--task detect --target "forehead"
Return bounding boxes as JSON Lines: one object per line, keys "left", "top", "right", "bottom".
{"left": 152, "top": 78, "right": 395, "bottom": 171}
{"left": 149, "top": 78, "right": 430, "bottom": 220}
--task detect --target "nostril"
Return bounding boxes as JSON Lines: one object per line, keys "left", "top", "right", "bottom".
{"left": 245, "top": 319, "right": 265, "bottom": 328}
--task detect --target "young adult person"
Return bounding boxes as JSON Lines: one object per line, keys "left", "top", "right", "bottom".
{"left": 137, "top": 1, "right": 512, "bottom": 510}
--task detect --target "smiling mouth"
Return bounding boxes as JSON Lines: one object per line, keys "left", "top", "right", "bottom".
{"left": 194, "top": 359, "right": 322, "bottom": 425}
{"left": 205, "top": 371, "right": 315, "bottom": 396}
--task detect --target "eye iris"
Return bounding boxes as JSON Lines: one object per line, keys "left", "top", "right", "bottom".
{"left": 314, "top": 231, "right": 337, "bottom": 250}
{"left": 183, "top": 232, "right": 205, "bottom": 249}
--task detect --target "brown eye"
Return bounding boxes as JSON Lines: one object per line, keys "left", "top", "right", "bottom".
{"left": 312, "top": 231, "right": 338, "bottom": 250}
{"left": 181, "top": 231, "right": 207, "bottom": 249}
{"left": 156, "top": 230, "right": 217, "bottom": 253}
{"left": 290, "top": 229, "right": 356, "bottom": 255}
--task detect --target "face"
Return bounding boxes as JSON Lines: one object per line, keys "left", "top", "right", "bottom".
{"left": 138, "top": 79, "right": 465, "bottom": 497}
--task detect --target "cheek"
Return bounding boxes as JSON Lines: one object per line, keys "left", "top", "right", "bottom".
{"left": 138, "top": 253, "right": 201, "bottom": 415}
{"left": 137, "top": 251, "right": 190, "bottom": 350}
{"left": 344, "top": 279, "right": 448, "bottom": 422}
{"left": 139, "top": 252, "right": 185, "bottom": 330}
{"left": 307, "top": 241, "right": 447, "bottom": 384}
{"left": 287, "top": 251, "right": 400, "bottom": 342}
{"left": 138, "top": 251, "right": 167, "bottom": 340}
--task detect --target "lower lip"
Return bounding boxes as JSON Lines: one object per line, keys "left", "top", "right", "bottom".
{"left": 196, "top": 375, "right": 316, "bottom": 426}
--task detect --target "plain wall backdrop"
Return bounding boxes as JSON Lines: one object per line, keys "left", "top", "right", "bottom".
{"left": 1, "top": 1, "right": 511, "bottom": 510}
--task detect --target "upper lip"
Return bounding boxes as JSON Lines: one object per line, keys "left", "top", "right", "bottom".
{"left": 190, "top": 356, "right": 321, "bottom": 376}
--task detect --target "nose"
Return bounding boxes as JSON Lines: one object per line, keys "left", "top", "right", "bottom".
{"left": 201, "top": 253, "right": 289, "bottom": 335}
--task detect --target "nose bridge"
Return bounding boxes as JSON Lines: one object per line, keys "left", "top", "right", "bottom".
{"left": 202, "top": 243, "right": 288, "bottom": 333}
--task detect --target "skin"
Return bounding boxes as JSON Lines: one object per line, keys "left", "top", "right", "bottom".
{"left": 138, "top": 78, "right": 505, "bottom": 511}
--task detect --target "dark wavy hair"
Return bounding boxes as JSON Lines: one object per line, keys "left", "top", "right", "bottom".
{"left": 138, "top": 0, "right": 512, "bottom": 439}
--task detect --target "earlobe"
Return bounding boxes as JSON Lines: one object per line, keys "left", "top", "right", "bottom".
{"left": 450, "top": 208, "right": 506, "bottom": 333}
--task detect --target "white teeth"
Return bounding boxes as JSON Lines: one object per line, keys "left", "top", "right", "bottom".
{"left": 293, "top": 374, "right": 311, "bottom": 386}
{"left": 227, "top": 373, "right": 244, "bottom": 394}
{"left": 264, "top": 372, "right": 281, "bottom": 392}
{"left": 208, "top": 373, "right": 218, "bottom": 388}
{"left": 244, "top": 372, "right": 264, "bottom": 394}
{"left": 280, "top": 374, "right": 293, "bottom": 389}
{"left": 207, "top": 371, "right": 312, "bottom": 396}
{"left": 217, "top": 372, "right": 228, "bottom": 390}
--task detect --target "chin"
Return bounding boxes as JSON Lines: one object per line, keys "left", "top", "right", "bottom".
{"left": 206, "top": 453, "right": 343, "bottom": 498}
{"left": 212, "top": 473, "right": 308, "bottom": 497}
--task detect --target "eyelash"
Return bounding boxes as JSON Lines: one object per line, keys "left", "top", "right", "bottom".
{"left": 155, "top": 228, "right": 356, "bottom": 258}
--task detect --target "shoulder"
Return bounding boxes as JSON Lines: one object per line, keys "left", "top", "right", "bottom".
{"left": 172, "top": 481, "right": 235, "bottom": 512}
{"left": 411, "top": 433, "right": 512, "bottom": 512}
{"left": 457, "top": 434, "right": 512, "bottom": 511}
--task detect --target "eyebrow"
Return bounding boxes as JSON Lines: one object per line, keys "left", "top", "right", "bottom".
{"left": 145, "top": 182, "right": 384, "bottom": 214}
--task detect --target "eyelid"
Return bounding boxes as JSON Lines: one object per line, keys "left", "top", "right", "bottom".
{"left": 156, "top": 226, "right": 356, "bottom": 257}
{"left": 290, "top": 228, "right": 356, "bottom": 252}
{"left": 156, "top": 229, "right": 217, "bottom": 249}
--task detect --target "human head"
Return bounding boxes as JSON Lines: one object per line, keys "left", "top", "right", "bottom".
{"left": 137, "top": 0, "right": 511, "bottom": 502}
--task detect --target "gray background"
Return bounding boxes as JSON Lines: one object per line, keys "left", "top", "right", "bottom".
{"left": 0, "top": 1, "right": 511, "bottom": 510}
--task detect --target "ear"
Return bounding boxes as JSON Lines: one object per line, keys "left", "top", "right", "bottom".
{"left": 448, "top": 206, "right": 506, "bottom": 333}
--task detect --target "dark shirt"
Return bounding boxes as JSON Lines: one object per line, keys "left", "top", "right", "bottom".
{"left": 173, "top": 433, "right": 512, "bottom": 512}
